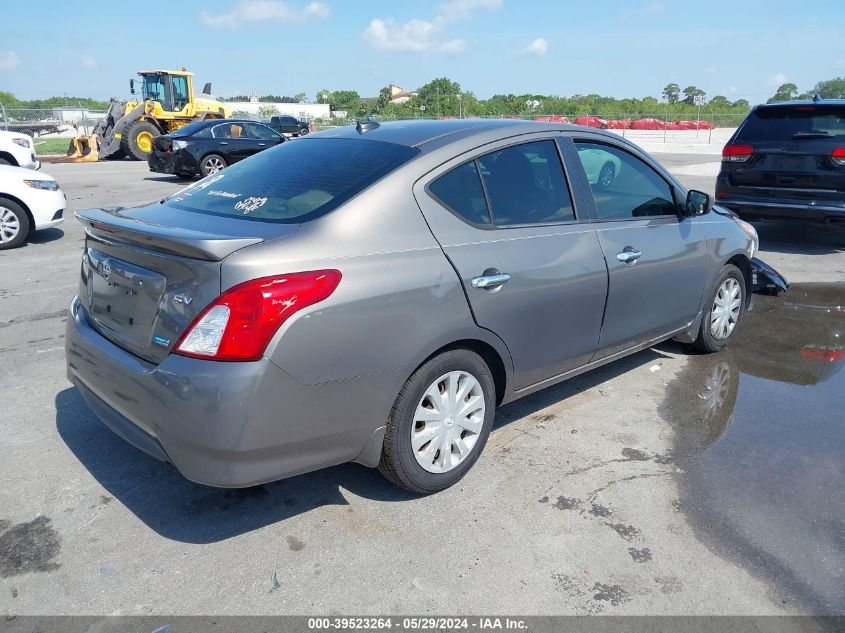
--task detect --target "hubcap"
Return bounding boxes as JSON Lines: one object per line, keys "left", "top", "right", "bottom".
{"left": 710, "top": 277, "right": 742, "bottom": 340}
{"left": 136, "top": 130, "right": 153, "bottom": 154}
{"left": 412, "top": 371, "right": 486, "bottom": 474}
{"left": 205, "top": 157, "right": 224, "bottom": 174}
{"left": 0, "top": 207, "right": 20, "bottom": 243}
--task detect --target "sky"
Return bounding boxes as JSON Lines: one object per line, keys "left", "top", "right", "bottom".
{"left": 1, "top": 0, "right": 844, "bottom": 104}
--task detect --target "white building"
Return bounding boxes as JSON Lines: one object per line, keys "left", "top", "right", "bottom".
{"left": 225, "top": 101, "right": 331, "bottom": 120}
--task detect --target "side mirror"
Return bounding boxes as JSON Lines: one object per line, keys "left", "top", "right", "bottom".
{"left": 129, "top": 79, "right": 136, "bottom": 95}
{"left": 685, "top": 189, "right": 713, "bottom": 216}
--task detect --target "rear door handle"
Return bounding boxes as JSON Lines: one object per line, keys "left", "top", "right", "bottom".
{"left": 616, "top": 248, "right": 642, "bottom": 264}
{"left": 471, "top": 272, "right": 511, "bottom": 290}
{"left": 219, "top": 141, "right": 229, "bottom": 145}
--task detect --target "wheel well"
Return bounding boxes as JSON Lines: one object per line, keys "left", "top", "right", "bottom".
{"left": 0, "top": 151, "right": 19, "bottom": 166}
{"left": 726, "top": 254, "right": 752, "bottom": 308}
{"left": 0, "top": 193, "right": 34, "bottom": 226}
{"left": 424, "top": 339, "right": 507, "bottom": 406}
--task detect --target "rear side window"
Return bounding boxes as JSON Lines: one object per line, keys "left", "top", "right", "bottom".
{"left": 428, "top": 161, "right": 491, "bottom": 225}
{"left": 166, "top": 138, "right": 419, "bottom": 223}
{"left": 212, "top": 123, "right": 247, "bottom": 139}
{"left": 738, "top": 105, "right": 845, "bottom": 141}
{"left": 574, "top": 142, "right": 676, "bottom": 220}
{"left": 428, "top": 140, "right": 575, "bottom": 228}
{"left": 478, "top": 141, "right": 574, "bottom": 225}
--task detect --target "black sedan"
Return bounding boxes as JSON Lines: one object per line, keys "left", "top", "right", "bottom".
{"left": 148, "top": 119, "right": 285, "bottom": 179}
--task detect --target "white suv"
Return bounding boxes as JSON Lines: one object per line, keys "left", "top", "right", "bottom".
{"left": 0, "top": 130, "right": 41, "bottom": 170}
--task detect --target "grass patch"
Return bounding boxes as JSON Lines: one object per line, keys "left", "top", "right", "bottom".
{"left": 34, "top": 138, "right": 71, "bottom": 155}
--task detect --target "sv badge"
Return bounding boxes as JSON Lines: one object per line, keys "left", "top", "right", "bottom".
{"left": 173, "top": 294, "right": 195, "bottom": 305}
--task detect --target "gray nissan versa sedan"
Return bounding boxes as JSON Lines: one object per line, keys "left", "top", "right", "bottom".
{"left": 65, "top": 119, "right": 763, "bottom": 494}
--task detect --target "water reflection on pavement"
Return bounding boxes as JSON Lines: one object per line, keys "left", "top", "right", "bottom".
{"left": 660, "top": 284, "right": 845, "bottom": 614}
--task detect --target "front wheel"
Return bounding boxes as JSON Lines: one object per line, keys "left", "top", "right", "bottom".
{"left": 0, "top": 198, "right": 31, "bottom": 250}
{"left": 379, "top": 348, "right": 496, "bottom": 494}
{"left": 121, "top": 120, "right": 160, "bottom": 161}
{"left": 694, "top": 264, "right": 746, "bottom": 353}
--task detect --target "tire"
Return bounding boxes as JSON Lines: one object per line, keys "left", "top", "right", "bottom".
{"left": 199, "top": 154, "right": 227, "bottom": 177}
{"left": 120, "top": 120, "right": 160, "bottom": 161}
{"left": 379, "top": 348, "right": 496, "bottom": 494}
{"left": 299, "top": 127, "right": 309, "bottom": 136}
{"left": 0, "top": 198, "right": 31, "bottom": 250}
{"left": 693, "top": 264, "right": 746, "bottom": 353}
{"left": 598, "top": 162, "right": 616, "bottom": 189}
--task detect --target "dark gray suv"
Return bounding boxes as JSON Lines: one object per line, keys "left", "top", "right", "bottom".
{"left": 66, "top": 119, "right": 760, "bottom": 493}
{"left": 716, "top": 99, "right": 845, "bottom": 225}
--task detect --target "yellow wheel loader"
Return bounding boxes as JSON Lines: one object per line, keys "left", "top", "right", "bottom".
{"left": 67, "top": 69, "right": 232, "bottom": 161}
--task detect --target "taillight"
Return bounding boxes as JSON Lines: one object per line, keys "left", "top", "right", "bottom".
{"left": 174, "top": 270, "right": 342, "bottom": 361}
{"left": 832, "top": 148, "right": 845, "bottom": 167}
{"left": 722, "top": 144, "right": 754, "bottom": 162}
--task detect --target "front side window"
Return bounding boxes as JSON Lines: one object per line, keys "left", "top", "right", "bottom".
{"left": 478, "top": 141, "right": 575, "bottom": 226}
{"left": 574, "top": 142, "right": 676, "bottom": 220}
{"left": 247, "top": 122, "right": 281, "bottom": 140}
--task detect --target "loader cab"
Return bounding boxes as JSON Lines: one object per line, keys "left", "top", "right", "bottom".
{"left": 138, "top": 71, "right": 193, "bottom": 114}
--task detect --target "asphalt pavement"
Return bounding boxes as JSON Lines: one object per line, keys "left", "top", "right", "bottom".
{"left": 1, "top": 154, "right": 843, "bottom": 616}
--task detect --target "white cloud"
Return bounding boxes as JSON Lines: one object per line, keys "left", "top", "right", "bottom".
{"left": 80, "top": 55, "right": 96, "bottom": 70}
{"left": 363, "top": 0, "right": 500, "bottom": 54}
{"left": 521, "top": 37, "right": 548, "bottom": 56}
{"left": 642, "top": 2, "right": 665, "bottom": 14}
{"left": 0, "top": 50, "right": 20, "bottom": 70}
{"left": 364, "top": 18, "right": 464, "bottom": 53}
{"left": 767, "top": 73, "right": 787, "bottom": 87}
{"left": 200, "top": 1, "right": 329, "bottom": 30}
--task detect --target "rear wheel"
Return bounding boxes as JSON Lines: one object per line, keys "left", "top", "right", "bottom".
{"left": 379, "top": 348, "right": 496, "bottom": 494}
{"left": 199, "top": 153, "right": 227, "bottom": 177}
{"left": 0, "top": 198, "right": 30, "bottom": 250}
{"left": 121, "top": 120, "right": 160, "bottom": 161}
{"left": 694, "top": 264, "right": 746, "bottom": 353}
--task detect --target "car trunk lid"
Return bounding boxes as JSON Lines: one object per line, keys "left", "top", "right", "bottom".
{"left": 76, "top": 203, "right": 299, "bottom": 364}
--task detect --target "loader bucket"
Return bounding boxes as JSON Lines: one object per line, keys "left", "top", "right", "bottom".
{"left": 66, "top": 135, "right": 100, "bottom": 162}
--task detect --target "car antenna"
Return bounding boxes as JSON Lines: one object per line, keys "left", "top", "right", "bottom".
{"left": 356, "top": 119, "right": 380, "bottom": 134}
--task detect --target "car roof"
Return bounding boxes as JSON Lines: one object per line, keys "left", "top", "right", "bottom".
{"left": 756, "top": 99, "right": 845, "bottom": 109}
{"left": 311, "top": 118, "right": 583, "bottom": 149}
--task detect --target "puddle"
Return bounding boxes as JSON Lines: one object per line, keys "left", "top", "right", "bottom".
{"left": 660, "top": 283, "right": 845, "bottom": 614}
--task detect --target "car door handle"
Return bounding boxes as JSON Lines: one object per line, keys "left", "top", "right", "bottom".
{"left": 471, "top": 273, "right": 511, "bottom": 290}
{"left": 258, "top": 143, "right": 267, "bottom": 146}
{"left": 219, "top": 141, "right": 229, "bottom": 145}
{"left": 616, "top": 248, "right": 642, "bottom": 264}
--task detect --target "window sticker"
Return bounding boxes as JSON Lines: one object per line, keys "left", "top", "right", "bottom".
{"left": 234, "top": 197, "right": 268, "bottom": 214}
{"left": 207, "top": 190, "right": 241, "bottom": 199}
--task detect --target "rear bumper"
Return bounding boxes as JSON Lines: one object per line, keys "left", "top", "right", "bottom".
{"left": 148, "top": 149, "right": 197, "bottom": 176}
{"left": 717, "top": 197, "right": 845, "bottom": 222}
{"left": 65, "top": 296, "right": 387, "bottom": 487}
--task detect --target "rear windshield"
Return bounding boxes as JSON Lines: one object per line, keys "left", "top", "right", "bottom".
{"left": 738, "top": 105, "right": 845, "bottom": 141}
{"left": 165, "top": 138, "right": 419, "bottom": 223}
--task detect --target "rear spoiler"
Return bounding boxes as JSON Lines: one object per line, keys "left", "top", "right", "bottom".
{"left": 75, "top": 207, "right": 264, "bottom": 261}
